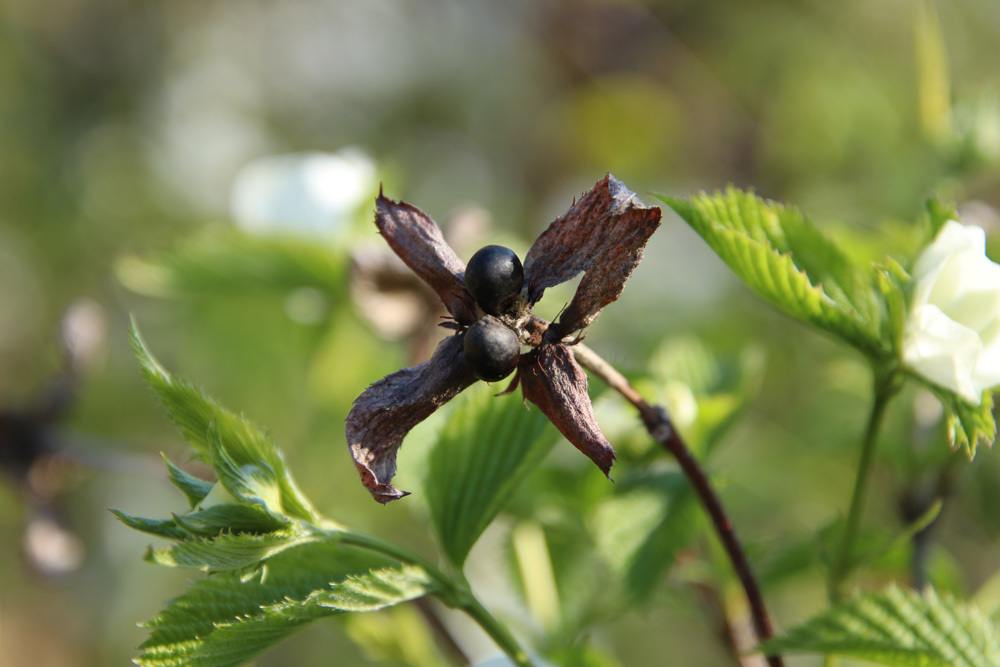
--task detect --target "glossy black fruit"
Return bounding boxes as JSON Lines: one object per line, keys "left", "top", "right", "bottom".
{"left": 463, "top": 316, "right": 520, "bottom": 382}
{"left": 464, "top": 245, "right": 524, "bottom": 315}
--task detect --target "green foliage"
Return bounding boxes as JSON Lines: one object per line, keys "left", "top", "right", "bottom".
{"left": 661, "top": 189, "right": 885, "bottom": 356}
{"left": 590, "top": 470, "right": 699, "bottom": 601}
{"left": 424, "top": 383, "right": 558, "bottom": 567}
{"left": 909, "top": 372, "right": 998, "bottom": 457}
{"left": 763, "top": 585, "right": 1000, "bottom": 666}
{"left": 921, "top": 198, "right": 959, "bottom": 247}
{"left": 143, "top": 530, "right": 314, "bottom": 572}
{"left": 939, "top": 388, "right": 997, "bottom": 458}
{"left": 135, "top": 541, "right": 431, "bottom": 667}
{"left": 129, "top": 320, "right": 318, "bottom": 522}
{"left": 161, "top": 453, "right": 214, "bottom": 508}
{"left": 646, "top": 336, "right": 763, "bottom": 455}
{"left": 121, "top": 322, "right": 446, "bottom": 666}
{"left": 117, "top": 231, "right": 346, "bottom": 299}
{"left": 875, "top": 257, "right": 910, "bottom": 354}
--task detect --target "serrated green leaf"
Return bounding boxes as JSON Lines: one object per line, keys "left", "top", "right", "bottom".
{"left": 172, "top": 564, "right": 434, "bottom": 667}
{"left": 135, "top": 540, "right": 403, "bottom": 667}
{"left": 110, "top": 510, "right": 187, "bottom": 540}
{"left": 129, "top": 320, "right": 317, "bottom": 522}
{"left": 920, "top": 381, "right": 997, "bottom": 457}
{"left": 762, "top": 585, "right": 1000, "bottom": 666}
{"left": 170, "top": 503, "right": 289, "bottom": 537}
{"left": 661, "top": 189, "right": 884, "bottom": 355}
{"left": 117, "top": 230, "right": 345, "bottom": 299}
{"left": 145, "top": 529, "right": 313, "bottom": 572}
{"left": 204, "top": 423, "right": 290, "bottom": 517}
{"left": 876, "top": 258, "right": 911, "bottom": 354}
{"left": 314, "top": 564, "right": 435, "bottom": 611}
{"left": 161, "top": 454, "right": 214, "bottom": 508}
{"left": 424, "top": 384, "right": 557, "bottom": 568}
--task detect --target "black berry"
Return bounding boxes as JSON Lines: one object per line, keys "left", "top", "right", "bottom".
{"left": 464, "top": 245, "right": 524, "bottom": 315}
{"left": 463, "top": 316, "right": 520, "bottom": 382}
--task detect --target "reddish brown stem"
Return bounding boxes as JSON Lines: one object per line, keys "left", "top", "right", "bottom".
{"left": 573, "top": 344, "right": 783, "bottom": 667}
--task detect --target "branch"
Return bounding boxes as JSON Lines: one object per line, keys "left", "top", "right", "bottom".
{"left": 572, "top": 343, "right": 783, "bottom": 667}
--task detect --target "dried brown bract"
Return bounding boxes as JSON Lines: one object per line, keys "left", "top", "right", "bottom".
{"left": 347, "top": 175, "right": 661, "bottom": 503}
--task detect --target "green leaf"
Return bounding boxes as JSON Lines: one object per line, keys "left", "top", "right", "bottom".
{"left": 646, "top": 336, "right": 764, "bottom": 456}
{"left": 590, "top": 471, "right": 700, "bottom": 601}
{"left": 110, "top": 510, "right": 187, "bottom": 540}
{"left": 135, "top": 540, "right": 430, "bottom": 667}
{"left": 763, "top": 585, "right": 1000, "bottom": 666}
{"left": 922, "top": 198, "right": 958, "bottom": 244}
{"left": 145, "top": 529, "right": 314, "bottom": 572}
{"left": 920, "top": 381, "right": 997, "bottom": 457}
{"left": 424, "top": 383, "right": 557, "bottom": 567}
{"left": 661, "top": 189, "right": 883, "bottom": 355}
{"left": 170, "top": 503, "right": 289, "bottom": 537}
{"left": 129, "top": 319, "right": 317, "bottom": 522}
{"left": 117, "top": 231, "right": 345, "bottom": 299}
{"left": 162, "top": 454, "right": 214, "bottom": 508}
{"left": 875, "top": 258, "right": 911, "bottom": 354}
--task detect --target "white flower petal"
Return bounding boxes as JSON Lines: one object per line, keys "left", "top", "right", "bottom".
{"left": 973, "top": 340, "right": 1000, "bottom": 393}
{"left": 229, "top": 148, "right": 377, "bottom": 238}
{"left": 912, "top": 220, "right": 984, "bottom": 282}
{"left": 903, "top": 304, "right": 982, "bottom": 403}
{"left": 903, "top": 220, "right": 1000, "bottom": 405}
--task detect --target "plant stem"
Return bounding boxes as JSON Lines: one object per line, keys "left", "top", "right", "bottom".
{"left": 462, "top": 597, "right": 534, "bottom": 667}
{"left": 331, "top": 529, "right": 536, "bottom": 666}
{"left": 573, "top": 343, "right": 784, "bottom": 667}
{"left": 414, "top": 597, "right": 472, "bottom": 666}
{"left": 827, "top": 368, "right": 897, "bottom": 603}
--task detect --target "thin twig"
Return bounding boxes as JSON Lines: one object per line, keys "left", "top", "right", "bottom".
{"left": 413, "top": 596, "right": 471, "bottom": 666}
{"left": 572, "top": 343, "right": 783, "bottom": 667}
{"left": 691, "top": 581, "right": 769, "bottom": 667}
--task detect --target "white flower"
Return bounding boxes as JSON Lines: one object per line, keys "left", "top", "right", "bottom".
{"left": 902, "top": 220, "right": 1000, "bottom": 403}
{"left": 229, "top": 148, "right": 377, "bottom": 238}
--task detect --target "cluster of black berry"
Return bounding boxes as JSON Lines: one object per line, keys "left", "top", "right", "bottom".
{"left": 462, "top": 245, "right": 523, "bottom": 382}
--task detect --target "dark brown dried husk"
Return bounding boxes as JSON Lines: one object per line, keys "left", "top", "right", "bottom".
{"left": 375, "top": 194, "right": 478, "bottom": 325}
{"left": 522, "top": 174, "right": 661, "bottom": 337}
{"left": 519, "top": 343, "right": 616, "bottom": 475}
{"left": 346, "top": 334, "right": 476, "bottom": 503}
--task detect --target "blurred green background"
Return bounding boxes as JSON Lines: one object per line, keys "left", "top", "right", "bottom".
{"left": 1, "top": 0, "right": 999, "bottom": 665}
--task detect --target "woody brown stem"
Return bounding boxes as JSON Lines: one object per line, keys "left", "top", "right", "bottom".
{"left": 572, "top": 343, "right": 783, "bottom": 667}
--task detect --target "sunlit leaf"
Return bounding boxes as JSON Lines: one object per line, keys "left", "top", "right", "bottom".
{"left": 134, "top": 541, "right": 430, "bottom": 667}
{"left": 424, "top": 383, "right": 557, "bottom": 567}
{"left": 914, "top": 378, "right": 998, "bottom": 458}
{"left": 762, "top": 585, "right": 1000, "bottom": 666}
{"left": 130, "top": 319, "right": 317, "bottom": 521}
{"left": 661, "top": 189, "right": 883, "bottom": 355}
{"left": 110, "top": 510, "right": 187, "bottom": 540}
{"left": 161, "top": 453, "right": 214, "bottom": 508}
{"left": 144, "top": 529, "right": 314, "bottom": 572}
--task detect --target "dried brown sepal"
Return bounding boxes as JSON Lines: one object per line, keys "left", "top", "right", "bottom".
{"left": 522, "top": 174, "right": 661, "bottom": 337}
{"left": 519, "top": 343, "right": 615, "bottom": 475}
{"left": 346, "top": 334, "right": 476, "bottom": 503}
{"left": 375, "top": 193, "right": 478, "bottom": 325}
